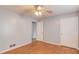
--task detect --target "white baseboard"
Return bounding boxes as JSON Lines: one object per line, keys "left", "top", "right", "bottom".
{"left": 0, "top": 41, "right": 32, "bottom": 54}
{"left": 37, "top": 40, "right": 79, "bottom": 50}
{"left": 0, "top": 40, "right": 78, "bottom": 54}
{"left": 77, "top": 48, "right": 79, "bottom": 50}
{"left": 37, "top": 40, "right": 61, "bottom": 46}
{"left": 61, "top": 44, "right": 79, "bottom": 50}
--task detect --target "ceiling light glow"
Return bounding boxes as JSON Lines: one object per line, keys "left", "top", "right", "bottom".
{"left": 39, "top": 11, "right": 42, "bottom": 15}
{"left": 37, "top": 6, "right": 42, "bottom": 10}
{"left": 34, "top": 11, "right": 39, "bottom": 16}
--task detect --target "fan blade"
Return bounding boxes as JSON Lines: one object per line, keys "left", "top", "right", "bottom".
{"left": 46, "top": 10, "right": 52, "bottom": 13}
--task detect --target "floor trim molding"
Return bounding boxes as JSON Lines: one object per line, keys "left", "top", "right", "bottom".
{"left": 0, "top": 40, "right": 78, "bottom": 54}
{"left": 37, "top": 40, "right": 79, "bottom": 50}
{"left": 0, "top": 41, "right": 31, "bottom": 54}
{"left": 37, "top": 40, "right": 61, "bottom": 46}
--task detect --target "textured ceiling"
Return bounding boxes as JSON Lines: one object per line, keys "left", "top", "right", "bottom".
{"left": 0, "top": 5, "right": 79, "bottom": 17}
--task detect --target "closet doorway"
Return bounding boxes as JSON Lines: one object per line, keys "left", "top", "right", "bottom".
{"left": 32, "top": 22, "right": 37, "bottom": 41}
{"left": 32, "top": 21, "right": 43, "bottom": 41}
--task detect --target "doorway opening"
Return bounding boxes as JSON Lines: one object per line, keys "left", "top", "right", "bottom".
{"left": 32, "top": 22, "right": 37, "bottom": 41}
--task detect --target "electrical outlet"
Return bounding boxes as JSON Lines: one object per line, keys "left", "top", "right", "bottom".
{"left": 13, "top": 44, "right": 16, "bottom": 46}
{"left": 9, "top": 44, "right": 16, "bottom": 48}
{"left": 9, "top": 45, "right": 13, "bottom": 47}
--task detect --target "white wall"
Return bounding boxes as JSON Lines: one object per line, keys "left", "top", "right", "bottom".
{"left": 43, "top": 12, "right": 79, "bottom": 48}
{"left": 78, "top": 14, "right": 79, "bottom": 48}
{"left": 0, "top": 9, "right": 33, "bottom": 51}
{"left": 60, "top": 16, "right": 78, "bottom": 48}
{"left": 43, "top": 17, "right": 60, "bottom": 44}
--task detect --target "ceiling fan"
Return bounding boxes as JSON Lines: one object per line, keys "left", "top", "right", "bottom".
{"left": 21, "top": 5, "right": 53, "bottom": 17}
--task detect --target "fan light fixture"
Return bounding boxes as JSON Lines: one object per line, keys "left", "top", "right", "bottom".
{"left": 34, "top": 6, "right": 42, "bottom": 16}
{"left": 34, "top": 11, "right": 42, "bottom": 16}
{"left": 23, "top": 5, "right": 52, "bottom": 17}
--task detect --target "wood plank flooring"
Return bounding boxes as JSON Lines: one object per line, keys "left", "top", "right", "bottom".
{"left": 4, "top": 40, "right": 78, "bottom": 54}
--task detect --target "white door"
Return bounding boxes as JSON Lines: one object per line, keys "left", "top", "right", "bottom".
{"left": 60, "top": 16, "right": 78, "bottom": 48}
{"left": 36, "top": 21, "right": 43, "bottom": 40}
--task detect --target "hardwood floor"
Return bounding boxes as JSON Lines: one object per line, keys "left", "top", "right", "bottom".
{"left": 4, "top": 40, "right": 78, "bottom": 54}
